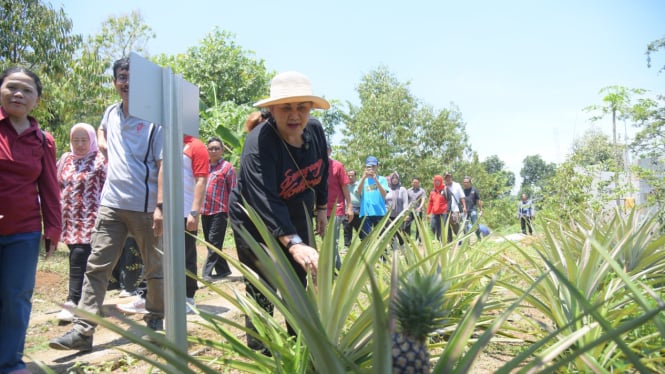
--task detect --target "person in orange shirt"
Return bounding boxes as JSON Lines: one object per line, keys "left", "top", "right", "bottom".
{"left": 426, "top": 175, "right": 448, "bottom": 242}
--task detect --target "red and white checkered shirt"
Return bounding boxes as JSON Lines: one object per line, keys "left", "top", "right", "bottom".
{"left": 201, "top": 159, "right": 236, "bottom": 215}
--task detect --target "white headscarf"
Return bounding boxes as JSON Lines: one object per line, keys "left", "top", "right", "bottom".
{"left": 69, "top": 123, "right": 98, "bottom": 159}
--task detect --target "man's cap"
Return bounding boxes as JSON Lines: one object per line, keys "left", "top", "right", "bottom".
{"left": 365, "top": 156, "right": 379, "bottom": 166}
{"left": 444, "top": 171, "right": 453, "bottom": 176}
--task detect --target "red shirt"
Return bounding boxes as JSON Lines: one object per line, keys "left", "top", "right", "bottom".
{"left": 0, "top": 108, "right": 61, "bottom": 242}
{"left": 326, "top": 158, "right": 350, "bottom": 217}
{"left": 427, "top": 188, "right": 448, "bottom": 215}
{"left": 202, "top": 159, "right": 236, "bottom": 215}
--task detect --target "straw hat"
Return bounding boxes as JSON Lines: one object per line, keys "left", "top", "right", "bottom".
{"left": 254, "top": 71, "right": 330, "bottom": 109}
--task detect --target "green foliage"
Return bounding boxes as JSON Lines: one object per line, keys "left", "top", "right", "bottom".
{"left": 0, "top": 0, "right": 81, "bottom": 142}
{"left": 480, "top": 154, "right": 515, "bottom": 200}
{"left": 311, "top": 98, "right": 346, "bottom": 141}
{"left": 50, "top": 207, "right": 665, "bottom": 373}
{"left": 631, "top": 94, "right": 665, "bottom": 159}
{"left": 501, "top": 209, "right": 665, "bottom": 372}
{"left": 481, "top": 196, "right": 516, "bottom": 230}
{"left": 0, "top": 0, "right": 80, "bottom": 75}
{"left": 36, "top": 10, "right": 155, "bottom": 156}
{"left": 152, "top": 28, "right": 272, "bottom": 109}
{"left": 646, "top": 35, "right": 665, "bottom": 73}
{"left": 339, "top": 66, "right": 470, "bottom": 181}
{"left": 585, "top": 85, "right": 648, "bottom": 170}
{"left": 519, "top": 154, "right": 557, "bottom": 198}
{"left": 570, "top": 128, "right": 617, "bottom": 167}
{"left": 199, "top": 99, "right": 254, "bottom": 166}
{"left": 93, "top": 10, "right": 155, "bottom": 61}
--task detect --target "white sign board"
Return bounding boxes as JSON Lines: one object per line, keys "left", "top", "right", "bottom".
{"left": 128, "top": 52, "right": 163, "bottom": 125}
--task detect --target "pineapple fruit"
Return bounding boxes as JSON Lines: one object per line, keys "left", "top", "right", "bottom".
{"left": 391, "top": 270, "right": 449, "bottom": 374}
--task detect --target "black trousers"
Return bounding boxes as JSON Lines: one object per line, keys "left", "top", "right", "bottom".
{"left": 67, "top": 243, "right": 92, "bottom": 304}
{"left": 520, "top": 216, "right": 533, "bottom": 234}
{"left": 342, "top": 208, "right": 362, "bottom": 247}
{"left": 201, "top": 212, "right": 231, "bottom": 277}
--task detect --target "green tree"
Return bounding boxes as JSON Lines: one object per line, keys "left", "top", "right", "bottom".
{"left": 340, "top": 66, "right": 469, "bottom": 182}
{"left": 92, "top": 10, "right": 155, "bottom": 61}
{"left": 50, "top": 11, "right": 156, "bottom": 154}
{"left": 519, "top": 154, "right": 556, "bottom": 198}
{"left": 153, "top": 28, "right": 272, "bottom": 109}
{"left": 569, "top": 128, "right": 617, "bottom": 167}
{"left": 631, "top": 94, "right": 665, "bottom": 226}
{"left": 480, "top": 155, "right": 515, "bottom": 200}
{"left": 646, "top": 35, "right": 665, "bottom": 73}
{"left": 0, "top": 0, "right": 81, "bottom": 131}
{"left": 585, "top": 85, "right": 647, "bottom": 165}
{"left": 0, "top": 0, "right": 80, "bottom": 75}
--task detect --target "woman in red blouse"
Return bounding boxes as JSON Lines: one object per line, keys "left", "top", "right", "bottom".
{"left": 0, "top": 67, "right": 61, "bottom": 374}
{"left": 55, "top": 123, "right": 107, "bottom": 322}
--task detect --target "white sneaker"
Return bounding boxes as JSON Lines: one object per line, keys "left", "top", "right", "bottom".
{"left": 117, "top": 296, "right": 147, "bottom": 314}
{"left": 118, "top": 289, "right": 137, "bottom": 298}
{"left": 56, "top": 301, "right": 76, "bottom": 322}
{"left": 185, "top": 297, "right": 195, "bottom": 314}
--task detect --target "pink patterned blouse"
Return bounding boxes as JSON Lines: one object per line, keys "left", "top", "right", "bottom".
{"left": 58, "top": 151, "right": 107, "bottom": 244}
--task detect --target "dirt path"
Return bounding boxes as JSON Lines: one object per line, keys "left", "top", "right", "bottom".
{"left": 25, "top": 268, "right": 244, "bottom": 373}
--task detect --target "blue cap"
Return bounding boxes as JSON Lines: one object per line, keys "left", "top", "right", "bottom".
{"left": 365, "top": 156, "right": 378, "bottom": 166}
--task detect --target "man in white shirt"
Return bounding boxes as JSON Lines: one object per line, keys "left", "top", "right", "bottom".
{"left": 444, "top": 171, "right": 466, "bottom": 243}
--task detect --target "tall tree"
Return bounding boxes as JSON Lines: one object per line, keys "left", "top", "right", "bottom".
{"left": 49, "top": 11, "right": 156, "bottom": 152}
{"left": 0, "top": 0, "right": 81, "bottom": 130}
{"left": 153, "top": 27, "right": 272, "bottom": 109}
{"left": 585, "top": 85, "right": 646, "bottom": 165}
{"left": 519, "top": 154, "right": 556, "bottom": 197}
{"left": 340, "top": 66, "right": 469, "bottom": 182}
{"left": 631, "top": 94, "right": 665, "bottom": 226}
{"left": 480, "top": 155, "right": 515, "bottom": 200}
{"left": 93, "top": 10, "right": 154, "bottom": 61}
{"left": 570, "top": 128, "right": 617, "bottom": 167}
{"left": 0, "top": 0, "right": 80, "bottom": 75}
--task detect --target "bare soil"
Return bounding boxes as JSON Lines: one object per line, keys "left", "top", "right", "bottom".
{"left": 25, "top": 245, "right": 246, "bottom": 373}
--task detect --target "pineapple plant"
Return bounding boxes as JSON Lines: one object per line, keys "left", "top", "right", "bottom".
{"left": 391, "top": 269, "right": 449, "bottom": 374}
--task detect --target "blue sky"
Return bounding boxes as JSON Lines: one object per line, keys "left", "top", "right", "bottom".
{"left": 58, "top": 0, "right": 663, "bottom": 189}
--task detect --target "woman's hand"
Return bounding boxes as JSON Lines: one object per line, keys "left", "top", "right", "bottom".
{"left": 290, "top": 243, "right": 319, "bottom": 277}
{"left": 44, "top": 237, "right": 57, "bottom": 259}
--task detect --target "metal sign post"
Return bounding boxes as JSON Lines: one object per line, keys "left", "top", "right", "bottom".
{"left": 128, "top": 52, "right": 200, "bottom": 353}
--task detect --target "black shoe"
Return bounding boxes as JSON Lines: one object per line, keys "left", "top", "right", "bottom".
{"left": 49, "top": 329, "right": 93, "bottom": 352}
{"left": 143, "top": 318, "right": 164, "bottom": 343}
{"left": 216, "top": 271, "right": 232, "bottom": 279}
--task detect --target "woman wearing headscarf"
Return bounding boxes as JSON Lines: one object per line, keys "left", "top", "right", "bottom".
{"left": 229, "top": 71, "right": 329, "bottom": 352}
{"left": 426, "top": 175, "right": 448, "bottom": 242}
{"left": 385, "top": 171, "right": 409, "bottom": 245}
{"left": 55, "top": 123, "right": 107, "bottom": 322}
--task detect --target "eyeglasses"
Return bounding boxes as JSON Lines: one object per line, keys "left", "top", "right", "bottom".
{"left": 207, "top": 147, "right": 221, "bottom": 151}
{"left": 116, "top": 75, "right": 129, "bottom": 83}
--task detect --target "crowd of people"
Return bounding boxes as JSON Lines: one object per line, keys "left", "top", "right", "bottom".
{"left": 1, "top": 61, "right": 533, "bottom": 371}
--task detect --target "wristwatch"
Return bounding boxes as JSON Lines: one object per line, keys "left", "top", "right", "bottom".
{"left": 286, "top": 235, "right": 304, "bottom": 250}
{"left": 189, "top": 210, "right": 199, "bottom": 217}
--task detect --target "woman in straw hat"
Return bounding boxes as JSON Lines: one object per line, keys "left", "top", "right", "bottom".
{"left": 228, "top": 71, "right": 329, "bottom": 352}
